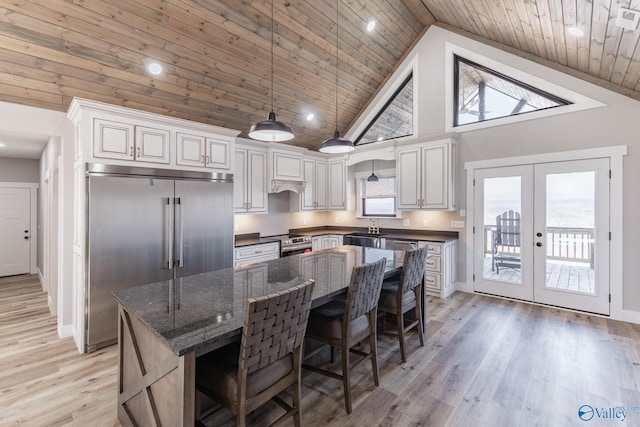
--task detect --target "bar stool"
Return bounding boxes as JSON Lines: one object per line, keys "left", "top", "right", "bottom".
{"left": 378, "top": 246, "right": 428, "bottom": 363}
{"left": 303, "top": 258, "right": 387, "bottom": 414}
{"left": 196, "top": 280, "right": 315, "bottom": 427}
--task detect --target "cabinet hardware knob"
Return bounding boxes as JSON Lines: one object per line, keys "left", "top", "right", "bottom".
{"left": 137, "top": 146, "right": 141, "bottom": 158}
{"left": 536, "top": 242, "right": 543, "bottom": 247}
{"left": 130, "top": 146, "right": 134, "bottom": 157}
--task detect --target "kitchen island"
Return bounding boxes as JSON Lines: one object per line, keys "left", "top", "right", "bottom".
{"left": 112, "top": 245, "right": 404, "bottom": 427}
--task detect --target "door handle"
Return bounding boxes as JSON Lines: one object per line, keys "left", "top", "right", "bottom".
{"left": 536, "top": 232, "right": 542, "bottom": 237}
{"left": 536, "top": 242, "right": 543, "bottom": 247}
{"left": 24, "top": 236, "right": 29, "bottom": 240}
{"left": 166, "top": 197, "right": 174, "bottom": 269}
{"left": 176, "top": 197, "right": 184, "bottom": 268}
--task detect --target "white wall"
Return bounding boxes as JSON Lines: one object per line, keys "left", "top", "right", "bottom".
{"left": 347, "top": 25, "right": 640, "bottom": 316}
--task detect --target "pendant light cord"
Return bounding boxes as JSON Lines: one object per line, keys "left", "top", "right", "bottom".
{"left": 271, "top": 0, "right": 275, "bottom": 112}
{"left": 335, "top": 0, "right": 339, "bottom": 132}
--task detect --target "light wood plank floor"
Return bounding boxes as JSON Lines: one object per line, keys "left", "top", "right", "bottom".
{"left": 3, "top": 274, "right": 640, "bottom": 426}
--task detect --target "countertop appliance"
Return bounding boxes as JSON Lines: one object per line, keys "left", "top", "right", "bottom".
{"left": 85, "top": 163, "right": 234, "bottom": 352}
{"left": 275, "top": 234, "right": 313, "bottom": 257}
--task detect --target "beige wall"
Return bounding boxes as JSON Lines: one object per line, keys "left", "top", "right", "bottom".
{"left": 0, "top": 158, "right": 39, "bottom": 182}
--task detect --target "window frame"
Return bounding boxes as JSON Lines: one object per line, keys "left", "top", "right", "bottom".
{"left": 356, "top": 168, "right": 398, "bottom": 218}
{"left": 453, "top": 55, "right": 571, "bottom": 128}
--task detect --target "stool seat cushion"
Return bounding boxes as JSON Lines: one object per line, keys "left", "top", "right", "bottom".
{"left": 306, "top": 300, "right": 370, "bottom": 341}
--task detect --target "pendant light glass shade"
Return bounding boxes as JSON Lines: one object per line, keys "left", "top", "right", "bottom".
{"left": 367, "top": 160, "right": 379, "bottom": 182}
{"left": 319, "top": 0, "right": 354, "bottom": 154}
{"left": 249, "top": 0, "right": 294, "bottom": 142}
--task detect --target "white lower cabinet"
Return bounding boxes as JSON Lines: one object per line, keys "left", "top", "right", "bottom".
{"left": 234, "top": 264, "right": 268, "bottom": 296}
{"left": 234, "top": 242, "right": 279, "bottom": 267}
{"left": 418, "top": 240, "right": 457, "bottom": 298}
{"left": 311, "top": 234, "right": 343, "bottom": 251}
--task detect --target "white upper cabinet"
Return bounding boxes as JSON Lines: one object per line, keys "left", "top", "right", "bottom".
{"left": 397, "top": 138, "right": 456, "bottom": 210}
{"left": 69, "top": 98, "right": 239, "bottom": 172}
{"left": 93, "top": 119, "right": 170, "bottom": 164}
{"left": 234, "top": 145, "right": 267, "bottom": 214}
{"left": 300, "top": 157, "right": 327, "bottom": 210}
{"left": 328, "top": 159, "right": 347, "bottom": 210}
{"left": 269, "top": 148, "right": 304, "bottom": 181}
{"left": 176, "top": 132, "right": 232, "bottom": 170}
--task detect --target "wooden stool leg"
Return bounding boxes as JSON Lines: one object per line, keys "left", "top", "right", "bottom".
{"left": 397, "top": 310, "right": 406, "bottom": 363}
{"left": 415, "top": 288, "right": 425, "bottom": 347}
{"left": 369, "top": 311, "right": 380, "bottom": 386}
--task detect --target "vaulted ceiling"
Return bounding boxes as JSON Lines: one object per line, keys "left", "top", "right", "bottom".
{"left": 1, "top": 1, "right": 640, "bottom": 153}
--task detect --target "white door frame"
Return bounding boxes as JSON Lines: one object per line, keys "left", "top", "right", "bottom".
{"left": 0, "top": 182, "right": 38, "bottom": 275}
{"left": 464, "top": 145, "right": 626, "bottom": 320}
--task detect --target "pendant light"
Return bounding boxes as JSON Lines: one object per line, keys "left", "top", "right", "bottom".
{"left": 367, "top": 160, "right": 379, "bottom": 182}
{"left": 249, "top": 0, "right": 294, "bottom": 142}
{"left": 319, "top": 0, "right": 354, "bottom": 154}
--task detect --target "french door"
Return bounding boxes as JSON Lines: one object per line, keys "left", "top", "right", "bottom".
{"left": 473, "top": 159, "right": 610, "bottom": 315}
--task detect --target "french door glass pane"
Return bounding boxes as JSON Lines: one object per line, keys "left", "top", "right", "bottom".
{"left": 544, "top": 172, "right": 596, "bottom": 295}
{"left": 483, "top": 176, "right": 522, "bottom": 284}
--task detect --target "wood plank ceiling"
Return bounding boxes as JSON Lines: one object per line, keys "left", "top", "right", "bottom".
{"left": 1, "top": 1, "right": 640, "bottom": 152}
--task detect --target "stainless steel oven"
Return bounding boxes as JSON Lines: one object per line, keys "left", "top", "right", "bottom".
{"left": 279, "top": 236, "right": 312, "bottom": 257}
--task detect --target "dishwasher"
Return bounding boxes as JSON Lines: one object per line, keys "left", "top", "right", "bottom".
{"left": 343, "top": 233, "right": 384, "bottom": 248}
{"left": 383, "top": 239, "right": 419, "bottom": 251}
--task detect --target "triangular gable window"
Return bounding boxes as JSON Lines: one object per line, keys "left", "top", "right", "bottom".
{"left": 454, "top": 55, "right": 571, "bottom": 127}
{"left": 355, "top": 73, "right": 413, "bottom": 145}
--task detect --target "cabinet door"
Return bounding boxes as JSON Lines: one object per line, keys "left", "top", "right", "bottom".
{"left": 311, "top": 236, "right": 322, "bottom": 252}
{"left": 234, "top": 149, "right": 248, "bottom": 212}
{"left": 421, "top": 144, "right": 448, "bottom": 209}
{"left": 176, "top": 132, "right": 205, "bottom": 167}
{"left": 135, "top": 126, "right": 170, "bottom": 164}
{"left": 315, "top": 160, "right": 328, "bottom": 209}
{"left": 93, "top": 118, "right": 134, "bottom": 160}
{"left": 205, "top": 136, "right": 231, "bottom": 170}
{"left": 396, "top": 148, "right": 422, "bottom": 209}
{"left": 328, "top": 160, "right": 346, "bottom": 210}
{"left": 271, "top": 151, "right": 304, "bottom": 181}
{"left": 301, "top": 160, "right": 316, "bottom": 210}
{"left": 326, "top": 235, "right": 341, "bottom": 248}
{"left": 247, "top": 150, "right": 267, "bottom": 213}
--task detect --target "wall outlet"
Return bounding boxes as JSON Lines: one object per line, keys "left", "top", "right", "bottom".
{"left": 334, "top": 217, "right": 339, "bottom": 223}
{"left": 423, "top": 219, "right": 429, "bottom": 227}
{"left": 402, "top": 219, "right": 410, "bottom": 226}
{"left": 234, "top": 224, "right": 239, "bottom": 232}
{"left": 451, "top": 220, "right": 465, "bottom": 228}
{"left": 303, "top": 218, "right": 308, "bottom": 226}
{"left": 459, "top": 209, "right": 466, "bottom": 217}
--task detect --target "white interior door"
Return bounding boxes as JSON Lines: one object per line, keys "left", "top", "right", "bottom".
{"left": 0, "top": 187, "right": 31, "bottom": 277}
{"left": 474, "top": 159, "right": 610, "bottom": 315}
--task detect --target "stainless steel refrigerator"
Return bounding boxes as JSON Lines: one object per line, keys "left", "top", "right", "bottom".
{"left": 85, "top": 164, "right": 234, "bottom": 352}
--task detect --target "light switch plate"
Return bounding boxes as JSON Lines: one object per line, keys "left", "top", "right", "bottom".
{"left": 423, "top": 219, "right": 429, "bottom": 226}
{"left": 451, "top": 220, "right": 465, "bottom": 228}
{"left": 402, "top": 219, "right": 410, "bottom": 226}
{"left": 234, "top": 224, "right": 239, "bottom": 232}
{"left": 459, "top": 209, "right": 466, "bottom": 217}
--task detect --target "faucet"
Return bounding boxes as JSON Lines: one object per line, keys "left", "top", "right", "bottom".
{"left": 368, "top": 218, "right": 380, "bottom": 235}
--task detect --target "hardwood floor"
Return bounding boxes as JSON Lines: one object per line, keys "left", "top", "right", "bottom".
{"left": 3, "top": 274, "right": 640, "bottom": 426}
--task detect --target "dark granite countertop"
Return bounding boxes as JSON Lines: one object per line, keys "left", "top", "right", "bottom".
{"left": 112, "top": 245, "right": 404, "bottom": 357}
{"left": 234, "top": 232, "right": 281, "bottom": 248}
{"left": 289, "top": 227, "right": 458, "bottom": 243}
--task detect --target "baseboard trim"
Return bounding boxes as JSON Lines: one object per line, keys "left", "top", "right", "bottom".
{"left": 37, "top": 267, "right": 45, "bottom": 292}
{"left": 57, "top": 324, "right": 74, "bottom": 339}
{"left": 621, "top": 309, "right": 640, "bottom": 325}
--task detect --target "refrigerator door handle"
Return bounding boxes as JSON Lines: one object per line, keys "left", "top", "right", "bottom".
{"left": 176, "top": 197, "right": 184, "bottom": 268}
{"left": 166, "top": 197, "right": 174, "bottom": 269}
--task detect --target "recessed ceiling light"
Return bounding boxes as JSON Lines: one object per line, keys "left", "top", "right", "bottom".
{"left": 148, "top": 62, "right": 163, "bottom": 75}
{"left": 567, "top": 27, "right": 584, "bottom": 37}
{"left": 306, "top": 113, "right": 314, "bottom": 121}
{"left": 377, "top": 136, "right": 384, "bottom": 141}
{"left": 367, "top": 20, "right": 376, "bottom": 32}
{"left": 0, "top": 143, "right": 5, "bottom": 148}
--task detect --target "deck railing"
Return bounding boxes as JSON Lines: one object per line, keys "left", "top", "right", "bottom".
{"left": 483, "top": 226, "right": 594, "bottom": 267}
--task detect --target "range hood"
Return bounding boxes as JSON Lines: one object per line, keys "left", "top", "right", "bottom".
{"left": 270, "top": 180, "right": 307, "bottom": 193}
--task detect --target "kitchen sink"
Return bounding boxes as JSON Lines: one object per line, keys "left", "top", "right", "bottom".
{"left": 345, "top": 232, "right": 386, "bottom": 237}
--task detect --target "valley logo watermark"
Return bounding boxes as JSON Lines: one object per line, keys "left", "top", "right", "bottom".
{"left": 578, "top": 404, "right": 640, "bottom": 422}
